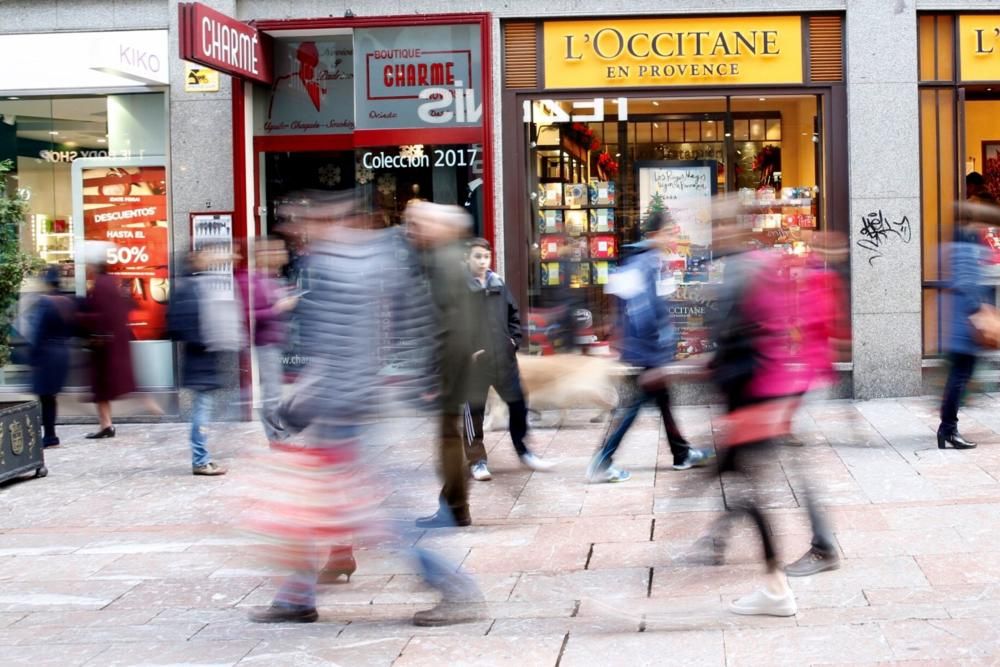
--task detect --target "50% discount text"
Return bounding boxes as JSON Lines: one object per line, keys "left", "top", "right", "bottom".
{"left": 106, "top": 245, "right": 151, "bottom": 265}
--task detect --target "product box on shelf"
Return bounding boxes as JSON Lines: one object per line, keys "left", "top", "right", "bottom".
{"left": 588, "top": 180, "right": 616, "bottom": 206}
{"left": 541, "top": 261, "right": 561, "bottom": 285}
{"left": 564, "top": 183, "right": 588, "bottom": 208}
{"left": 589, "top": 235, "right": 617, "bottom": 259}
{"left": 565, "top": 210, "right": 588, "bottom": 236}
{"left": 540, "top": 235, "right": 565, "bottom": 260}
{"left": 589, "top": 208, "right": 615, "bottom": 232}
{"left": 568, "top": 236, "right": 589, "bottom": 261}
{"left": 592, "top": 260, "right": 613, "bottom": 285}
{"left": 569, "top": 262, "right": 590, "bottom": 287}
{"left": 538, "top": 183, "right": 563, "bottom": 207}
{"left": 538, "top": 209, "right": 564, "bottom": 233}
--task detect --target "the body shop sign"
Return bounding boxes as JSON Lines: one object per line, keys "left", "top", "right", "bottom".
{"left": 544, "top": 16, "right": 803, "bottom": 88}
{"left": 178, "top": 2, "right": 272, "bottom": 84}
{"left": 353, "top": 24, "right": 483, "bottom": 130}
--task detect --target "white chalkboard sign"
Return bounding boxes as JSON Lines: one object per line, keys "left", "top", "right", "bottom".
{"left": 636, "top": 160, "right": 718, "bottom": 247}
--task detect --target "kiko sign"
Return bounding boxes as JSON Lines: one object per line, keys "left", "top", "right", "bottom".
{"left": 179, "top": 2, "right": 272, "bottom": 85}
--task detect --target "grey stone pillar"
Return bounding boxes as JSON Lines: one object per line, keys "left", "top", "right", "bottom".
{"left": 168, "top": 0, "right": 241, "bottom": 419}
{"left": 846, "top": 0, "right": 922, "bottom": 398}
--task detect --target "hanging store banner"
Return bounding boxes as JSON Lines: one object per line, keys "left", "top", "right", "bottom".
{"left": 353, "top": 24, "right": 483, "bottom": 130}
{"left": 543, "top": 16, "right": 803, "bottom": 88}
{"left": 959, "top": 15, "right": 1000, "bottom": 82}
{"left": 264, "top": 37, "right": 355, "bottom": 135}
{"left": 79, "top": 165, "right": 170, "bottom": 341}
{"left": 178, "top": 2, "right": 273, "bottom": 84}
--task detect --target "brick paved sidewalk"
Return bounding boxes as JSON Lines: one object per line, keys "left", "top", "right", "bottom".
{"left": 2, "top": 395, "right": 1000, "bottom": 665}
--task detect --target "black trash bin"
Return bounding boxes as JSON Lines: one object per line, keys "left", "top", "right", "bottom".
{"left": 0, "top": 401, "right": 46, "bottom": 483}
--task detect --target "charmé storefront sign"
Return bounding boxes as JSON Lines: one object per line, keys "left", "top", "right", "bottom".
{"left": 543, "top": 16, "right": 803, "bottom": 88}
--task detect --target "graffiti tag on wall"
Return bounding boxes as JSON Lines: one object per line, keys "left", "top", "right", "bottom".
{"left": 857, "top": 210, "right": 912, "bottom": 265}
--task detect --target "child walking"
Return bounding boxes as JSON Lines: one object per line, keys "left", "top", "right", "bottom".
{"left": 464, "top": 238, "right": 553, "bottom": 480}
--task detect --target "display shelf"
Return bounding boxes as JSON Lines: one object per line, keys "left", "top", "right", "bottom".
{"left": 741, "top": 199, "right": 815, "bottom": 208}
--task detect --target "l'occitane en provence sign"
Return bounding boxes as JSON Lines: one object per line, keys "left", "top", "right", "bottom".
{"left": 959, "top": 15, "right": 1000, "bottom": 82}
{"left": 543, "top": 16, "right": 803, "bottom": 88}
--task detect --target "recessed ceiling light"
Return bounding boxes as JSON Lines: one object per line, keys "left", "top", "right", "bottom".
{"left": 97, "top": 138, "right": 106, "bottom": 143}
{"left": 652, "top": 101, "right": 659, "bottom": 106}
{"left": 759, "top": 97, "right": 766, "bottom": 101}
{"left": 724, "top": 132, "right": 732, "bottom": 137}
{"left": 653, "top": 123, "right": 659, "bottom": 128}
{"left": 7, "top": 96, "right": 19, "bottom": 100}
{"left": 48, "top": 131, "right": 58, "bottom": 135}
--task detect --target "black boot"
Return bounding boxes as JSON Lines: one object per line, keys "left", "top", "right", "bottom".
{"left": 937, "top": 430, "right": 977, "bottom": 449}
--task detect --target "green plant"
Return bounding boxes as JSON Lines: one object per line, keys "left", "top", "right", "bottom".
{"left": 0, "top": 159, "right": 41, "bottom": 368}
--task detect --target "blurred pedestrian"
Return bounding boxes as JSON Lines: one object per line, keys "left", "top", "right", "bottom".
{"left": 589, "top": 211, "right": 712, "bottom": 483}
{"left": 168, "top": 244, "right": 244, "bottom": 475}
{"left": 78, "top": 241, "right": 136, "bottom": 439}
{"left": 938, "top": 219, "right": 990, "bottom": 450}
{"left": 249, "top": 236, "right": 297, "bottom": 444}
{"left": 464, "top": 238, "right": 554, "bottom": 481}
{"left": 703, "top": 246, "right": 809, "bottom": 617}
{"left": 406, "top": 201, "right": 478, "bottom": 528}
{"left": 780, "top": 233, "right": 848, "bottom": 577}
{"left": 29, "top": 265, "right": 75, "bottom": 448}
{"left": 246, "top": 191, "right": 483, "bottom": 627}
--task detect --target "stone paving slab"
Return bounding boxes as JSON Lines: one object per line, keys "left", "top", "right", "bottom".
{"left": 3, "top": 397, "right": 1000, "bottom": 664}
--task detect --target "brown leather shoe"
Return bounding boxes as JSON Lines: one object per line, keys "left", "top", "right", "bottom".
{"left": 412, "top": 594, "right": 487, "bottom": 627}
{"left": 192, "top": 462, "right": 227, "bottom": 476}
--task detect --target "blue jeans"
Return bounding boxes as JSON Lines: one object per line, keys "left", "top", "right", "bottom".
{"left": 592, "top": 381, "right": 690, "bottom": 472}
{"left": 190, "top": 390, "right": 212, "bottom": 467}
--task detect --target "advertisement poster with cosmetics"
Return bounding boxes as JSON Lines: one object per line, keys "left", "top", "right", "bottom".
{"left": 80, "top": 165, "right": 170, "bottom": 340}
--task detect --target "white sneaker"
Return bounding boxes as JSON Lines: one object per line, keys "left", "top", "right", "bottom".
{"left": 587, "top": 465, "right": 631, "bottom": 484}
{"left": 471, "top": 461, "right": 492, "bottom": 481}
{"left": 519, "top": 452, "right": 556, "bottom": 471}
{"left": 728, "top": 587, "right": 797, "bottom": 617}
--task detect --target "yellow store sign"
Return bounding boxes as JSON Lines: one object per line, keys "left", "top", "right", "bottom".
{"left": 960, "top": 15, "right": 1000, "bottom": 82}
{"left": 543, "top": 16, "right": 804, "bottom": 89}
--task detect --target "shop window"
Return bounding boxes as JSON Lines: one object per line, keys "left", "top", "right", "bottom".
{"left": 523, "top": 94, "right": 825, "bottom": 356}
{"left": 264, "top": 144, "right": 483, "bottom": 232}
{"left": 0, "top": 92, "right": 166, "bottom": 387}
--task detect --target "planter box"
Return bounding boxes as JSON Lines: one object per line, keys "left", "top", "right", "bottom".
{"left": 0, "top": 401, "right": 46, "bottom": 483}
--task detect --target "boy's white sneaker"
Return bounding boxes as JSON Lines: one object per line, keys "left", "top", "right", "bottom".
{"left": 519, "top": 452, "right": 556, "bottom": 471}
{"left": 471, "top": 461, "right": 492, "bottom": 481}
{"left": 728, "top": 587, "right": 797, "bottom": 617}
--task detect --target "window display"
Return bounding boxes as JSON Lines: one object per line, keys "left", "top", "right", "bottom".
{"left": 0, "top": 92, "right": 167, "bottom": 387}
{"left": 525, "top": 94, "right": 824, "bottom": 355}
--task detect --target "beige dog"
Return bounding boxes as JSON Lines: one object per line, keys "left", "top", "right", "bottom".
{"left": 483, "top": 353, "right": 625, "bottom": 430}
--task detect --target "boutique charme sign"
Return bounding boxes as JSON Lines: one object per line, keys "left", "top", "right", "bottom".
{"left": 353, "top": 24, "right": 483, "bottom": 130}
{"left": 959, "top": 15, "right": 1000, "bottom": 82}
{"left": 543, "top": 16, "right": 803, "bottom": 88}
